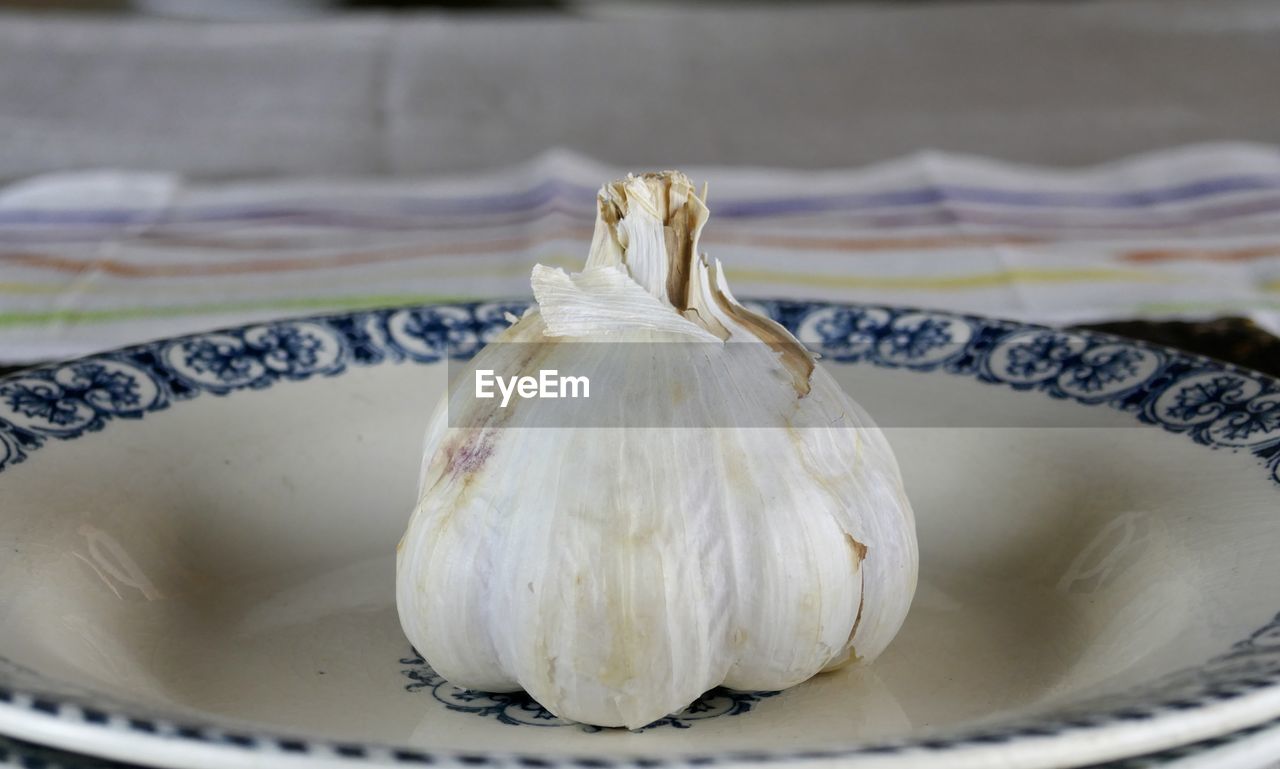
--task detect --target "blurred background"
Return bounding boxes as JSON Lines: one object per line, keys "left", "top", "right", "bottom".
{"left": 0, "top": 0, "right": 1278, "bottom": 372}
{"left": 3, "top": 0, "right": 1280, "bottom": 176}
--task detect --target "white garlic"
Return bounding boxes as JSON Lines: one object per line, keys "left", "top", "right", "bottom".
{"left": 396, "top": 172, "right": 918, "bottom": 729}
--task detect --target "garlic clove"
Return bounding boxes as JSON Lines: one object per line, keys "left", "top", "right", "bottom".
{"left": 396, "top": 171, "right": 918, "bottom": 729}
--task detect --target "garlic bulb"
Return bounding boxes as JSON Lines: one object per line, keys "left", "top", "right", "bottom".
{"left": 396, "top": 172, "right": 918, "bottom": 729}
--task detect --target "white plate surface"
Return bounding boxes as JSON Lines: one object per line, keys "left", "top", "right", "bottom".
{"left": 0, "top": 300, "right": 1278, "bottom": 769}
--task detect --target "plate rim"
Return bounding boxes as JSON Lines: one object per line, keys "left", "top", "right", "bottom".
{"left": 1, "top": 297, "right": 1279, "bottom": 768}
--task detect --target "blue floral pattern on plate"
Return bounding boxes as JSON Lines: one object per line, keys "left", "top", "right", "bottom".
{"left": 399, "top": 651, "right": 777, "bottom": 732}
{"left": 1, "top": 298, "right": 1277, "bottom": 481}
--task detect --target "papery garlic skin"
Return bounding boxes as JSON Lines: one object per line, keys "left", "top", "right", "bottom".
{"left": 396, "top": 173, "right": 918, "bottom": 729}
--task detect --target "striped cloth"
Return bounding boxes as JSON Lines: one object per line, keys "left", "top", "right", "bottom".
{"left": 2, "top": 144, "right": 1279, "bottom": 364}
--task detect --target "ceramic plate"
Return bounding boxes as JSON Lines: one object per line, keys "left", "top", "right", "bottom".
{"left": 0, "top": 300, "right": 1278, "bottom": 769}
{"left": 6, "top": 716, "right": 1280, "bottom": 769}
